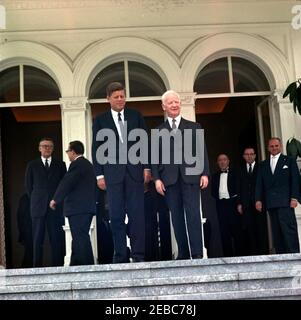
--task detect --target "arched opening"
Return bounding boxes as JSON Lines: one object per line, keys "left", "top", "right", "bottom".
{"left": 194, "top": 55, "right": 274, "bottom": 257}
{"left": 88, "top": 59, "right": 173, "bottom": 263}
{"left": 194, "top": 55, "right": 272, "bottom": 169}
{"left": 0, "top": 64, "right": 63, "bottom": 268}
{"left": 88, "top": 59, "right": 167, "bottom": 129}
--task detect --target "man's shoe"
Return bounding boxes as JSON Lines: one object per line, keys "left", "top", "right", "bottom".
{"left": 131, "top": 257, "right": 145, "bottom": 263}
{"left": 192, "top": 254, "right": 203, "bottom": 259}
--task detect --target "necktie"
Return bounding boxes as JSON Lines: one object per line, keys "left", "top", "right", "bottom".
{"left": 45, "top": 159, "right": 49, "bottom": 170}
{"left": 118, "top": 112, "right": 125, "bottom": 143}
{"left": 271, "top": 156, "right": 276, "bottom": 174}
{"left": 248, "top": 163, "right": 252, "bottom": 174}
{"left": 171, "top": 118, "right": 177, "bottom": 130}
{"left": 118, "top": 112, "right": 122, "bottom": 122}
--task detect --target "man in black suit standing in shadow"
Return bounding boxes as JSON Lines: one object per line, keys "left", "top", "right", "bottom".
{"left": 211, "top": 154, "right": 243, "bottom": 257}
{"left": 152, "top": 90, "right": 209, "bottom": 260}
{"left": 255, "top": 137, "right": 300, "bottom": 254}
{"left": 92, "top": 82, "right": 151, "bottom": 263}
{"left": 25, "top": 137, "right": 66, "bottom": 267}
{"left": 50, "top": 141, "right": 96, "bottom": 266}
{"left": 237, "top": 147, "right": 269, "bottom": 255}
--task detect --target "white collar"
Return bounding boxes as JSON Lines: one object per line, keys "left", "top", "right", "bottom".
{"left": 41, "top": 156, "right": 51, "bottom": 163}
{"left": 111, "top": 108, "right": 124, "bottom": 118}
{"left": 167, "top": 115, "right": 181, "bottom": 128}
{"left": 270, "top": 153, "right": 281, "bottom": 160}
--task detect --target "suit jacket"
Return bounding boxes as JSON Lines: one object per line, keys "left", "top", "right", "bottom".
{"left": 53, "top": 157, "right": 97, "bottom": 216}
{"left": 237, "top": 163, "right": 258, "bottom": 209}
{"left": 25, "top": 158, "right": 66, "bottom": 218}
{"left": 211, "top": 168, "right": 238, "bottom": 201}
{"left": 92, "top": 108, "right": 149, "bottom": 185}
{"left": 151, "top": 118, "right": 209, "bottom": 187}
{"left": 255, "top": 154, "right": 300, "bottom": 209}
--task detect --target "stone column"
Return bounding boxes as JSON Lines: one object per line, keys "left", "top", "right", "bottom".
{"left": 60, "top": 97, "right": 98, "bottom": 266}
{"left": 274, "top": 90, "right": 301, "bottom": 251}
{"left": 0, "top": 127, "right": 6, "bottom": 268}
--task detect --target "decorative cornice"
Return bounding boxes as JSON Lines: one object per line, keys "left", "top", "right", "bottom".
{"left": 179, "top": 92, "right": 196, "bottom": 105}
{"left": 0, "top": 0, "right": 242, "bottom": 12}
{"left": 60, "top": 97, "right": 88, "bottom": 110}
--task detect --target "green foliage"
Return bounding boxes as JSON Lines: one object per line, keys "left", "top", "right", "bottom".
{"left": 286, "top": 137, "right": 301, "bottom": 159}
{"left": 283, "top": 79, "right": 301, "bottom": 115}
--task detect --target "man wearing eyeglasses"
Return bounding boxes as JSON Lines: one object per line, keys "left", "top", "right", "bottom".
{"left": 25, "top": 137, "right": 66, "bottom": 267}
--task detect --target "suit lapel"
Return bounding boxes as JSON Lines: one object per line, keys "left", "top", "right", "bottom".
{"left": 273, "top": 154, "right": 286, "bottom": 176}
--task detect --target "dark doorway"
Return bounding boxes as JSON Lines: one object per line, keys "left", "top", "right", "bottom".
{"left": 196, "top": 96, "right": 268, "bottom": 257}
{"left": 0, "top": 107, "right": 62, "bottom": 268}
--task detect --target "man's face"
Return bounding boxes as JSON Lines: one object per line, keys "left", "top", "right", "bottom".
{"left": 268, "top": 139, "right": 282, "bottom": 156}
{"left": 39, "top": 140, "right": 54, "bottom": 158}
{"left": 162, "top": 93, "right": 181, "bottom": 118}
{"left": 243, "top": 148, "right": 256, "bottom": 164}
{"left": 217, "top": 154, "right": 230, "bottom": 170}
{"left": 107, "top": 89, "right": 126, "bottom": 112}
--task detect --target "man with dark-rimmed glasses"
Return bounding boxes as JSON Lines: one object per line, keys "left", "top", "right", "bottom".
{"left": 25, "top": 137, "right": 66, "bottom": 267}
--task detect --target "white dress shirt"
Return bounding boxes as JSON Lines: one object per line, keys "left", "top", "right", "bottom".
{"left": 41, "top": 156, "right": 52, "bottom": 167}
{"left": 219, "top": 170, "right": 230, "bottom": 199}
{"left": 270, "top": 153, "right": 280, "bottom": 174}
{"left": 246, "top": 161, "right": 255, "bottom": 173}
{"left": 111, "top": 108, "right": 125, "bottom": 143}
{"left": 167, "top": 115, "right": 181, "bottom": 130}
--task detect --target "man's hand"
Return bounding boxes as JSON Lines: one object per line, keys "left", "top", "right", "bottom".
{"left": 97, "top": 177, "right": 106, "bottom": 190}
{"left": 255, "top": 201, "right": 262, "bottom": 212}
{"left": 200, "top": 175, "right": 209, "bottom": 189}
{"left": 291, "top": 199, "right": 298, "bottom": 209}
{"left": 49, "top": 200, "right": 56, "bottom": 210}
{"left": 144, "top": 170, "right": 151, "bottom": 184}
{"left": 155, "top": 179, "right": 166, "bottom": 196}
{"left": 237, "top": 204, "right": 243, "bottom": 215}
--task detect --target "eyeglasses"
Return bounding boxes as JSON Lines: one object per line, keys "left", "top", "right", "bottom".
{"left": 40, "top": 145, "right": 53, "bottom": 149}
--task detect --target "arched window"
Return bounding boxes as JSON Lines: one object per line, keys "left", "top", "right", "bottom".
{"left": 89, "top": 60, "right": 166, "bottom": 100}
{"left": 194, "top": 56, "right": 270, "bottom": 95}
{"left": 0, "top": 65, "right": 61, "bottom": 104}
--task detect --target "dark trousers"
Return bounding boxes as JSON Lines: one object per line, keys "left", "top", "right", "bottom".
{"left": 165, "top": 177, "right": 203, "bottom": 259}
{"left": 144, "top": 187, "right": 172, "bottom": 261}
{"left": 157, "top": 194, "right": 172, "bottom": 260}
{"left": 68, "top": 213, "right": 94, "bottom": 266}
{"left": 106, "top": 171, "right": 145, "bottom": 263}
{"left": 32, "top": 210, "right": 65, "bottom": 267}
{"left": 242, "top": 205, "right": 269, "bottom": 256}
{"left": 268, "top": 207, "right": 300, "bottom": 254}
{"left": 216, "top": 198, "right": 243, "bottom": 257}
{"left": 144, "top": 190, "right": 159, "bottom": 261}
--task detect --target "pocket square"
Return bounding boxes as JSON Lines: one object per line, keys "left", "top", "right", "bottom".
{"left": 282, "top": 165, "right": 288, "bottom": 169}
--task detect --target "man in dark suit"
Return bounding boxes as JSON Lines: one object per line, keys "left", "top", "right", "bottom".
{"left": 255, "top": 137, "right": 300, "bottom": 254}
{"left": 25, "top": 137, "right": 66, "bottom": 267}
{"left": 211, "top": 154, "right": 243, "bottom": 257}
{"left": 237, "top": 147, "right": 269, "bottom": 255}
{"left": 50, "top": 141, "right": 96, "bottom": 266}
{"left": 17, "top": 193, "right": 33, "bottom": 268}
{"left": 152, "top": 90, "right": 209, "bottom": 260}
{"left": 92, "top": 82, "right": 151, "bottom": 263}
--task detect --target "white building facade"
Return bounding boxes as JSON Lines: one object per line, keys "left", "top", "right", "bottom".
{"left": 0, "top": 0, "right": 301, "bottom": 267}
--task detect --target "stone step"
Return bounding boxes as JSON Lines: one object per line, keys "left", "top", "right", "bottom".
{"left": 1, "top": 254, "right": 300, "bottom": 286}
{"left": 0, "top": 254, "right": 300, "bottom": 300}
